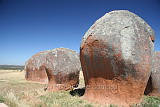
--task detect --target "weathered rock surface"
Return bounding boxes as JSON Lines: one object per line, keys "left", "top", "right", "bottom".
{"left": 151, "top": 52, "right": 160, "bottom": 96}
{"left": 25, "top": 51, "right": 49, "bottom": 83}
{"left": 25, "top": 48, "right": 81, "bottom": 91}
{"left": 46, "top": 48, "right": 81, "bottom": 91}
{"left": 80, "top": 10, "right": 155, "bottom": 106}
{"left": 145, "top": 52, "right": 160, "bottom": 96}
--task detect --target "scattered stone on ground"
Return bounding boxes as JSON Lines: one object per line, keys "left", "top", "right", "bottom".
{"left": 0, "top": 103, "right": 8, "bottom": 107}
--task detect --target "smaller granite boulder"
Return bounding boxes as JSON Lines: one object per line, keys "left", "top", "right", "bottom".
{"left": 145, "top": 52, "right": 160, "bottom": 96}
{"left": 151, "top": 52, "right": 160, "bottom": 95}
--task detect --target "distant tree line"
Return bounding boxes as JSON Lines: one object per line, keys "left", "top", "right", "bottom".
{"left": 0, "top": 65, "right": 24, "bottom": 70}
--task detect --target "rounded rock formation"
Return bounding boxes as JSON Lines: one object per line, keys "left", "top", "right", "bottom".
{"left": 46, "top": 48, "right": 81, "bottom": 91}
{"left": 147, "top": 52, "right": 160, "bottom": 96}
{"left": 80, "top": 10, "right": 155, "bottom": 106}
{"left": 25, "top": 51, "right": 49, "bottom": 83}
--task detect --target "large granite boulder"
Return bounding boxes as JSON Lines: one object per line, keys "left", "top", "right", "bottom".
{"left": 145, "top": 52, "right": 160, "bottom": 96}
{"left": 80, "top": 10, "right": 155, "bottom": 106}
{"left": 46, "top": 48, "right": 81, "bottom": 91}
{"left": 25, "top": 51, "right": 49, "bottom": 83}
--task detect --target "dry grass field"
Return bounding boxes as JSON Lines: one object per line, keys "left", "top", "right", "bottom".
{"left": 0, "top": 70, "right": 102, "bottom": 107}
{"left": 0, "top": 70, "right": 160, "bottom": 107}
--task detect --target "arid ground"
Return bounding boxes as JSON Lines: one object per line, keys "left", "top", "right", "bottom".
{"left": 0, "top": 70, "right": 160, "bottom": 107}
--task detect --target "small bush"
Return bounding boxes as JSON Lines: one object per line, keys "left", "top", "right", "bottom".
{"left": 109, "top": 104, "right": 118, "bottom": 107}
{"left": 142, "top": 96, "right": 160, "bottom": 107}
{"left": 0, "top": 96, "right": 4, "bottom": 103}
{"left": 84, "top": 104, "right": 93, "bottom": 107}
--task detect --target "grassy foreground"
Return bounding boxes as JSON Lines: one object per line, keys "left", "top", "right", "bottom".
{"left": 0, "top": 70, "right": 160, "bottom": 107}
{"left": 0, "top": 70, "right": 100, "bottom": 107}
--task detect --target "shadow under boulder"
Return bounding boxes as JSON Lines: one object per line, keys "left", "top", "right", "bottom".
{"left": 70, "top": 88, "right": 85, "bottom": 97}
{"left": 144, "top": 76, "right": 153, "bottom": 95}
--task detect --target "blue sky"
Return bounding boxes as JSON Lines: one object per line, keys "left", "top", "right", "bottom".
{"left": 0, "top": 0, "right": 160, "bottom": 65}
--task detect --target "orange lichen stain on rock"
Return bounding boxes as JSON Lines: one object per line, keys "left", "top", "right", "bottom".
{"left": 25, "top": 66, "right": 48, "bottom": 84}
{"left": 25, "top": 51, "right": 49, "bottom": 83}
{"left": 46, "top": 69, "right": 79, "bottom": 92}
{"left": 83, "top": 77, "right": 146, "bottom": 107}
{"left": 80, "top": 35, "right": 151, "bottom": 106}
{"left": 80, "top": 35, "right": 115, "bottom": 81}
{"left": 92, "top": 25, "right": 96, "bottom": 29}
{"left": 150, "top": 35, "right": 155, "bottom": 42}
